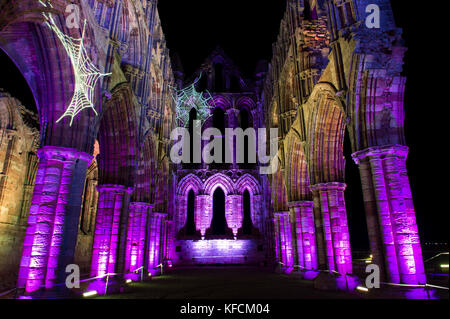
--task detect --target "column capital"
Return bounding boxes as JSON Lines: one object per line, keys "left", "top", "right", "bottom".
{"left": 37, "top": 146, "right": 93, "bottom": 163}
{"left": 129, "top": 202, "right": 154, "bottom": 210}
{"left": 96, "top": 184, "right": 134, "bottom": 194}
{"left": 310, "top": 182, "right": 346, "bottom": 192}
{"left": 152, "top": 212, "right": 168, "bottom": 218}
{"left": 351, "top": 145, "right": 409, "bottom": 164}
{"left": 287, "top": 201, "right": 314, "bottom": 208}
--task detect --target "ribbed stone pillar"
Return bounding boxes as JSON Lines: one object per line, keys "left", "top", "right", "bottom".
{"left": 195, "top": 194, "right": 211, "bottom": 238}
{"left": 312, "top": 190, "right": 326, "bottom": 268}
{"left": 352, "top": 145, "right": 426, "bottom": 285}
{"left": 90, "top": 185, "right": 133, "bottom": 278}
{"left": 274, "top": 211, "right": 294, "bottom": 267}
{"left": 310, "top": 183, "right": 352, "bottom": 275}
{"left": 124, "top": 202, "right": 153, "bottom": 275}
{"left": 226, "top": 194, "right": 243, "bottom": 237}
{"left": 17, "top": 146, "right": 93, "bottom": 293}
{"left": 288, "top": 201, "right": 317, "bottom": 270}
{"left": 147, "top": 212, "right": 167, "bottom": 274}
{"left": 164, "top": 220, "right": 174, "bottom": 263}
{"left": 353, "top": 153, "right": 386, "bottom": 281}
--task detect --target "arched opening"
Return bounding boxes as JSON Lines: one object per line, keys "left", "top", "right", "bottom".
{"left": 344, "top": 129, "right": 369, "bottom": 251}
{"left": 0, "top": 49, "right": 37, "bottom": 114}
{"left": 198, "top": 74, "right": 208, "bottom": 92}
{"left": 214, "top": 63, "right": 224, "bottom": 92}
{"left": 186, "top": 190, "right": 196, "bottom": 236}
{"left": 212, "top": 107, "right": 225, "bottom": 133}
{"left": 211, "top": 187, "right": 227, "bottom": 235}
{"left": 242, "top": 190, "right": 253, "bottom": 235}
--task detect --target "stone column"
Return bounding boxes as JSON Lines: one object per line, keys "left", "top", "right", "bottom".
{"left": 252, "top": 194, "right": 263, "bottom": 231}
{"left": 164, "top": 220, "right": 174, "bottom": 263}
{"left": 352, "top": 145, "right": 426, "bottom": 285}
{"left": 272, "top": 217, "right": 280, "bottom": 262}
{"left": 226, "top": 194, "right": 243, "bottom": 238}
{"left": 195, "top": 194, "right": 211, "bottom": 238}
{"left": 310, "top": 183, "right": 352, "bottom": 275}
{"left": 147, "top": 212, "right": 167, "bottom": 274}
{"left": 17, "top": 146, "right": 93, "bottom": 293}
{"left": 90, "top": 185, "right": 133, "bottom": 278}
{"left": 311, "top": 190, "right": 327, "bottom": 268}
{"left": 274, "top": 211, "right": 294, "bottom": 267}
{"left": 288, "top": 201, "right": 317, "bottom": 270}
{"left": 124, "top": 202, "right": 153, "bottom": 275}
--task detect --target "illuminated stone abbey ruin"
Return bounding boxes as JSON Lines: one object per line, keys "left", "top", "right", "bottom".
{"left": 0, "top": 0, "right": 426, "bottom": 296}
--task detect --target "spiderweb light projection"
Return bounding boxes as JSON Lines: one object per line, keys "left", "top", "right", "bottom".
{"left": 40, "top": 0, "right": 111, "bottom": 126}
{"left": 171, "top": 74, "right": 215, "bottom": 127}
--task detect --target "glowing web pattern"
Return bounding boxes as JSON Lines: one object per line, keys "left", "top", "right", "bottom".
{"left": 40, "top": 0, "right": 111, "bottom": 126}
{"left": 171, "top": 74, "right": 215, "bottom": 127}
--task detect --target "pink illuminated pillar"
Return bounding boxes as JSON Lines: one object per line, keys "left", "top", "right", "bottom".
{"left": 310, "top": 183, "right": 352, "bottom": 275}
{"left": 90, "top": 185, "right": 133, "bottom": 278}
{"left": 125, "top": 202, "right": 153, "bottom": 274}
{"left": 164, "top": 220, "right": 174, "bottom": 264}
{"left": 288, "top": 201, "right": 318, "bottom": 270}
{"left": 272, "top": 217, "right": 280, "bottom": 262}
{"left": 352, "top": 145, "right": 426, "bottom": 285}
{"left": 17, "top": 146, "right": 93, "bottom": 293}
{"left": 195, "top": 194, "right": 211, "bottom": 238}
{"left": 274, "top": 212, "right": 294, "bottom": 267}
{"left": 226, "top": 194, "right": 243, "bottom": 237}
{"left": 147, "top": 212, "right": 167, "bottom": 274}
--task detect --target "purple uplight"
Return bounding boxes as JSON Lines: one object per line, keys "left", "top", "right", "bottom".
{"left": 352, "top": 145, "right": 426, "bottom": 285}
{"left": 310, "top": 183, "right": 353, "bottom": 275}
{"left": 90, "top": 185, "right": 133, "bottom": 278}
{"left": 124, "top": 203, "right": 153, "bottom": 275}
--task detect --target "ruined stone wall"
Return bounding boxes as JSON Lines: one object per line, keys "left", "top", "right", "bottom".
{"left": 0, "top": 92, "right": 39, "bottom": 290}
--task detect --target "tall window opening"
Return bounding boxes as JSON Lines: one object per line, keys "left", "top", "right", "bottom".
{"left": 186, "top": 108, "right": 197, "bottom": 167}
{"left": 242, "top": 190, "right": 253, "bottom": 235}
{"left": 186, "top": 190, "right": 196, "bottom": 236}
{"left": 214, "top": 63, "right": 224, "bottom": 92}
{"left": 211, "top": 188, "right": 227, "bottom": 235}
{"left": 344, "top": 2, "right": 355, "bottom": 25}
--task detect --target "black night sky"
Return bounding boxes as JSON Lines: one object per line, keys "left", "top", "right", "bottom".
{"left": 0, "top": 1, "right": 446, "bottom": 248}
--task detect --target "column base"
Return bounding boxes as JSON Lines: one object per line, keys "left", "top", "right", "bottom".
{"left": 87, "top": 277, "right": 128, "bottom": 296}
{"left": 313, "top": 272, "right": 361, "bottom": 292}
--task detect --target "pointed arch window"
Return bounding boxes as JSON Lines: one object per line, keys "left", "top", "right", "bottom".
{"left": 211, "top": 188, "right": 227, "bottom": 235}
{"left": 186, "top": 190, "right": 196, "bottom": 236}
